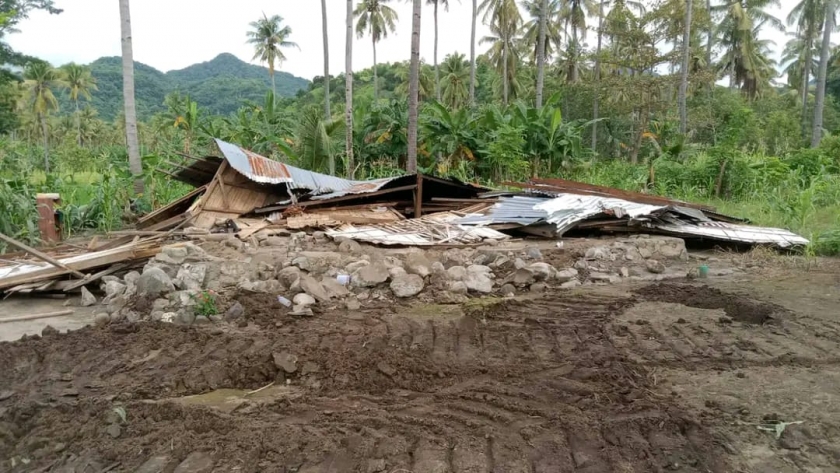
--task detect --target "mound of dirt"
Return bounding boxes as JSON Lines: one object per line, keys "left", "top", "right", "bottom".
{"left": 0, "top": 290, "right": 731, "bottom": 472}
{"left": 634, "top": 283, "right": 786, "bottom": 324}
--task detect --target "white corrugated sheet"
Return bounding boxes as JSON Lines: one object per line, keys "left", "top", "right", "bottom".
{"left": 535, "top": 194, "right": 665, "bottom": 233}
{"left": 326, "top": 212, "right": 509, "bottom": 246}
{"left": 653, "top": 222, "right": 810, "bottom": 247}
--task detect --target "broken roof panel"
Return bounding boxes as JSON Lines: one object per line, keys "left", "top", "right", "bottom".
{"left": 653, "top": 222, "right": 809, "bottom": 247}
{"left": 456, "top": 196, "right": 550, "bottom": 226}
{"left": 326, "top": 212, "right": 509, "bottom": 246}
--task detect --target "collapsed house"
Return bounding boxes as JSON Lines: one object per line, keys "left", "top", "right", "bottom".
{"left": 0, "top": 139, "right": 808, "bottom": 295}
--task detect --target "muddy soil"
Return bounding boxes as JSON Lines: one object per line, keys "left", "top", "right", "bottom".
{"left": 1, "top": 270, "right": 839, "bottom": 472}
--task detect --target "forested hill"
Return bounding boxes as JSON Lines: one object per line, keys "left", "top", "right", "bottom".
{"left": 71, "top": 53, "right": 309, "bottom": 121}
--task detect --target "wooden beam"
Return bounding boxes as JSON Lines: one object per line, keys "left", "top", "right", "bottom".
{"left": 254, "top": 184, "right": 418, "bottom": 214}
{"left": 62, "top": 263, "right": 130, "bottom": 292}
{"left": 0, "top": 232, "right": 86, "bottom": 278}
{"left": 0, "top": 309, "right": 74, "bottom": 324}
{"left": 414, "top": 173, "right": 423, "bottom": 218}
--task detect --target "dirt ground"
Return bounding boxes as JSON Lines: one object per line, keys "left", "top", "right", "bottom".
{"left": 0, "top": 254, "right": 839, "bottom": 472}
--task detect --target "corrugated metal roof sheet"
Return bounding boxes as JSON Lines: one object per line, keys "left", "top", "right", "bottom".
{"left": 326, "top": 212, "right": 509, "bottom": 246}
{"left": 653, "top": 222, "right": 809, "bottom": 247}
{"left": 535, "top": 194, "right": 665, "bottom": 233}
{"left": 456, "top": 196, "right": 549, "bottom": 226}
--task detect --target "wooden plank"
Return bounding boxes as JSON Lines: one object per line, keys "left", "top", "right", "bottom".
{"left": 0, "top": 309, "right": 74, "bottom": 324}
{"left": 255, "top": 185, "right": 418, "bottom": 214}
{"left": 62, "top": 263, "right": 130, "bottom": 291}
{"left": 145, "top": 214, "right": 186, "bottom": 232}
{"left": 0, "top": 232, "right": 86, "bottom": 278}
{"left": 137, "top": 185, "right": 206, "bottom": 225}
{"left": 237, "top": 220, "right": 270, "bottom": 239}
{"left": 414, "top": 173, "right": 423, "bottom": 218}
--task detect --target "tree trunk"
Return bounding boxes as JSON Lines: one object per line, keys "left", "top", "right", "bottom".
{"left": 40, "top": 113, "right": 49, "bottom": 174}
{"left": 811, "top": 5, "right": 833, "bottom": 148}
{"left": 321, "top": 0, "right": 331, "bottom": 120}
{"left": 119, "top": 0, "right": 144, "bottom": 195}
{"left": 705, "top": 0, "right": 712, "bottom": 66}
{"left": 502, "top": 39, "right": 509, "bottom": 105}
{"left": 434, "top": 1, "right": 440, "bottom": 101}
{"left": 469, "top": 0, "right": 477, "bottom": 106}
{"left": 592, "top": 0, "right": 605, "bottom": 150}
{"left": 345, "top": 0, "right": 355, "bottom": 178}
{"left": 373, "top": 37, "right": 379, "bottom": 103}
{"left": 801, "top": 31, "right": 812, "bottom": 139}
{"left": 75, "top": 99, "right": 81, "bottom": 147}
{"left": 407, "top": 0, "right": 422, "bottom": 173}
{"left": 678, "top": 0, "right": 692, "bottom": 134}
{"left": 535, "top": 0, "right": 547, "bottom": 108}
{"left": 271, "top": 70, "right": 276, "bottom": 97}
{"left": 571, "top": 25, "right": 579, "bottom": 83}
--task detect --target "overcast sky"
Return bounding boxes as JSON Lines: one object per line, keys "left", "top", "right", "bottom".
{"left": 7, "top": 0, "right": 796, "bottom": 81}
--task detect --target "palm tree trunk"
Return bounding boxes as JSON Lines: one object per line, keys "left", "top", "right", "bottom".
{"left": 119, "top": 0, "right": 144, "bottom": 195}
{"left": 592, "top": 0, "right": 605, "bottom": 150}
{"left": 373, "top": 37, "right": 379, "bottom": 103}
{"left": 271, "top": 70, "right": 276, "bottom": 97}
{"left": 678, "top": 0, "right": 692, "bottom": 135}
{"left": 407, "top": 0, "right": 422, "bottom": 173}
{"left": 321, "top": 0, "right": 331, "bottom": 120}
{"left": 74, "top": 99, "right": 81, "bottom": 147}
{"left": 434, "top": 0, "right": 440, "bottom": 101}
{"left": 502, "top": 40, "right": 509, "bottom": 105}
{"left": 811, "top": 5, "right": 833, "bottom": 148}
{"left": 571, "top": 25, "right": 579, "bottom": 83}
{"left": 469, "top": 0, "right": 477, "bottom": 106}
{"left": 535, "top": 0, "right": 547, "bottom": 108}
{"left": 801, "top": 33, "right": 812, "bottom": 139}
{"left": 345, "top": 0, "right": 355, "bottom": 178}
{"left": 40, "top": 113, "right": 49, "bottom": 174}
{"left": 705, "top": 0, "right": 712, "bottom": 66}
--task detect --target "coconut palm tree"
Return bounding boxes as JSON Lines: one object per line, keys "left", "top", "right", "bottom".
{"left": 788, "top": 0, "right": 824, "bottom": 137}
{"left": 470, "top": 0, "right": 478, "bottom": 105}
{"left": 426, "top": 0, "right": 450, "bottom": 101}
{"left": 119, "top": 0, "right": 143, "bottom": 195}
{"left": 354, "top": 0, "right": 399, "bottom": 103}
{"left": 479, "top": 0, "right": 522, "bottom": 102}
{"left": 679, "top": 0, "right": 693, "bottom": 134}
{"left": 520, "top": 0, "right": 561, "bottom": 64}
{"left": 321, "top": 0, "right": 331, "bottom": 124}
{"left": 61, "top": 63, "right": 97, "bottom": 147}
{"left": 395, "top": 61, "right": 435, "bottom": 100}
{"left": 22, "top": 62, "right": 66, "bottom": 173}
{"left": 717, "top": 22, "right": 778, "bottom": 99}
{"left": 407, "top": 0, "right": 422, "bottom": 173}
{"left": 346, "top": 0, "right": 355, "bottom": 178}
{"left": 535, "top": 0, "right": 548, "bottom": 108}
{"left": 559, "top": 0, "right": 597, "bottom": 82}
{"left": 812, "top": 0, "right": 835, "bottom": 147}
{"left": 480, "top": 18, "right": 522, "bottom": 104}
{"left": 247, "top": 14, "right": 299, "bottom": 96}
{"left": 439, "top": 53, "right": 471, "bottom": 109}
{"left": 713, "top": 0, "right": 783, "bottom": 90}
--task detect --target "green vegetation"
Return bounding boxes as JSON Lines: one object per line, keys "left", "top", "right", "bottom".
{"left": 1, "top": 1, "right": 839, "bottom": 257}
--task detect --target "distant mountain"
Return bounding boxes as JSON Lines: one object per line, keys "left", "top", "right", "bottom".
{"left": 68, "top": 53, "right": 309, "bottom": 121}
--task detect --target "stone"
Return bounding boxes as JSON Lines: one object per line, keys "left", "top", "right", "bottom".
{"left": 513, "top": 258, "right": 528, "bottom": 270}
{"left": 273, "top": 352, "right": 298, "bottom": 373}
{"left": 345, "top": 260, "right": 370, "bottom": 274}
{"left": 431, "top": 261, "right": 446, "bottom": 275}
{"left": 41, "top": 325, "right": 59, "bottom": 337}
{"left": 524, "top": 247, "right": 543, "bottom": 260}
{"left": 300, "top": 275, "right": 330, "bottom": 302}
{"left": 589, "top": 272, "right": 617, "bottom": 283}
{"left": 377, "top": 361, "right": 397, "bottom": 377}
{"left": 175, "top": 264, "right": 207, "bottom": 291}
{"left": 277, "top": 266, "right": 302, "bottom": 289}
{"left": 446, "top": 266, "right": 467, "bottom": 281}
{"left": 645, "top": 259, "right": 666, "bottom": 274}
{"left": 530, "top": 283, "right": 547, "bottom": 293}
{"left": 193, "top": 316, "right": 211, "bottom": 325}
{"left": 80, "top": 287, "right": 97, "bottom": 307}
{"left": 290, "top": 305, "right": 314, "bottom": 317}
{"left": 312, "top": 231, "right": 329, "bottom": 243}
{"left": 137, "top": 267, "right": 176, "bottom": 298}
{"left": 405, "top": 252, "right": 433, "bottom": 277}
{"left": 106, "top": 295, "right": 128, "bottom": 315}
{"left": 152, "top": 298, "right": 171, "bottom": 311}
{"left": 500, "top": 283, "right": 516, "bottom": 296}
{"left": 176, "top": 311, "right": 196, "bottom": 326}
{"left": 561, "top": 280, "right": 582, "bottom": 289}
{"left": 466, "top": 264, "right": 492, "bottom": 276}
{"left": 134, "top": 456, "right": 171, "bottom": 473}
{"left": 302, "top": 361, "right": 321, "bottom": 375}
{"left": 345, "top": 297, "right": 361, "bottom": 310}
{"left": 490, "top": 255, "right": 511, "bottom": 270}
{"left": 366, "top": 459, "right": 387, "bottom": 473}
{"left": 441, "top": 249, "right": 470, "bottom": 267}
{"left": 527, "top": 262, "right": 555, "bottom": 281}
{"left": 573, "top": 259, "right": 588, "bottom": 270}
{"left": 338, "top": 239, "right": 362, "bottom": 254}
{"left": 102, "top": 280, "right": 127, "bottom": 300}
{"left": 123, "top": 271, "right": 140, "bottom": 297}
{"left": 352, "top": 263, "right": 390, "bottom": 288}
{"left": 105, "top": 423, "right": 121, "bottom": 439}
{"left": 94, "top": 313, "right": 110, "bottom": 326}
{"left": 620, "top": 267, "right": 630, "bottom": 278}
{"left": 262, "top": 237, "right": 286, "bottom": 247}
{"left": 464, "top": 272, "right": 494, "bottom": 294}
{"left": 225, "top": 302, "right": 244, "bottom": 321}
{"left": 638, "top": 247, "right": 653, "bottom": 259}
{"left": 505, "top": 267, "right": 535, "bottom": 288}
{"left": 778, "top": 424, "right": 807, "bottom": 450}
{"left": 161, "top": 312, "right": 177, "bottom": 323}
{"left": 389, "top": 267, "right": 408, "bottom": 279}
{"left": 555, "top": 268, "right": 578, "bottom": 283}
{"left": 157, "top": 246, "right": 189, "bottom": 265}
{"left": 320, "top": 276, "right": 351, "bottom": 298}
{"left": 390, "top": 274, "right": 425, "bottom": 298}
{"left": 293, "top": 293, "right": 317, "bottom": 308}
{"left": 173, "top": 451, "right": 215, "bottom": 473}
{"left": 292, "top": 251, "right": 343, "bottom": 274}
{"left": 585, "top": 246, "right": 611, "bottom": 260}
{"left": 448, "top": 281, "right": 469, "bottom": 294}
